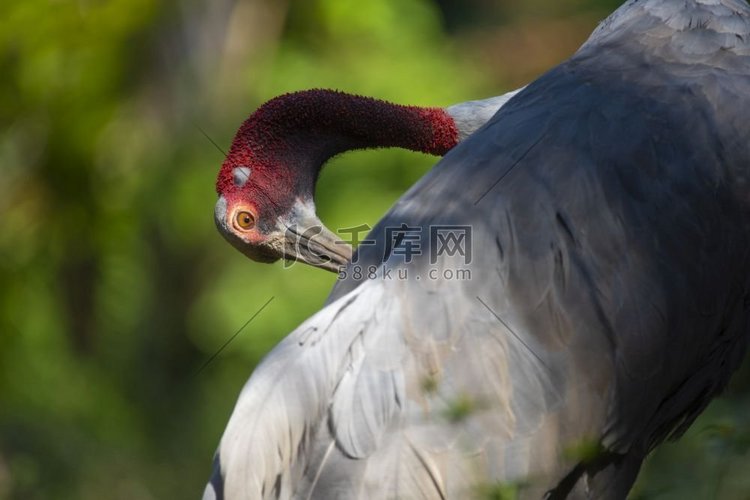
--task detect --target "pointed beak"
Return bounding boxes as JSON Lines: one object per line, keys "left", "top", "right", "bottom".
{"left": 283, "top": 213, "right": 353, "bottom": 273}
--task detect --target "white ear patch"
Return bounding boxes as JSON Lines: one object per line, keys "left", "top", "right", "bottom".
{"left": 233, "top": 167, "right": 252, "bottom": 187}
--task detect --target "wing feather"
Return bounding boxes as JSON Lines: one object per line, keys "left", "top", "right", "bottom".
{"left": 211, "top": 1, "right": 750, "bottom": 497}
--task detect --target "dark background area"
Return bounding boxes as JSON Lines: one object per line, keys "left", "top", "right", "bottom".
{"left": 0, "top": 0, "right": 748, "bottom": 498}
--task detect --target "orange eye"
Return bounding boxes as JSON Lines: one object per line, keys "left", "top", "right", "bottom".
{"left": 234, "top": 211, "right": 255, "bottom": 230}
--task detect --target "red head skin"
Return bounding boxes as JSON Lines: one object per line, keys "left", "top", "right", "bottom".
{"left": 214, "top": 89, "right": 459, "bottom": 269}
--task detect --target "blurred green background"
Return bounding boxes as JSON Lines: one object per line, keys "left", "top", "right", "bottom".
{"left": 1, "top": 0, "right": 748, "bottom": 498}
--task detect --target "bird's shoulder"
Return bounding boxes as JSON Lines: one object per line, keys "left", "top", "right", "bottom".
{"left": 584, "top": 0, "right": 750, "bottom": 64}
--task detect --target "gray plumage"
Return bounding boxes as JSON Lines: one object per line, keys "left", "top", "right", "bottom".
{"left": 205, "top": 0, "right": 750, "bottom": 498}
{"left": 446, "top": 89, "right": 524, "bottom": 141}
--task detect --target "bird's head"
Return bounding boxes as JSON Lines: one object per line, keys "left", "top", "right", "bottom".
{"left": 214, "top": 164, "right": 351, "bottom": 272}
{"left": 214, "top": 89, "right": 460, "bottom": 272}
{"left": 214, "top": 99, "right": 353, "bottom": 272}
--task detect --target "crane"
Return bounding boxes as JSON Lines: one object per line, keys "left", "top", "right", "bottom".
{"left": 214, "top": 88, "right": 521, "bottom": 271}
{"left": 206, "top": 0, "right": 750, "bottom": 498}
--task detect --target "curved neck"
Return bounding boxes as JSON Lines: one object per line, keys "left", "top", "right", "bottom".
{"left": 220, "top": 90, "right": 459, "bottom": 194}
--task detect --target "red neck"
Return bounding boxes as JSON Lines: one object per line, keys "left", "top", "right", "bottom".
{"left": 217, "top": 90, "right": 459, "bottom": 195}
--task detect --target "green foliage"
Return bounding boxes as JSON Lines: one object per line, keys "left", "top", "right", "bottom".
{"left": 420, "top": 374, "right": 440, "bottom": 395}
{"left": 0, "top": 0, "right": 483, "bottom": 497}
{"left": 631, "top": 397, "right": 750, "bottom": 499}
{"left": 473, "top": 480, "right": 524, "bottom": 500}
{"left": 443, "top": 393, "right": 479, "bottom": 424}
{"left": 562, "top": 438, "right": 607, "bottom": 466}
